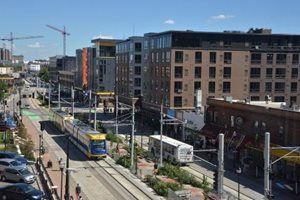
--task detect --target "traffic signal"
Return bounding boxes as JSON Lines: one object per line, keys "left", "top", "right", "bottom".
{"left": 213, "top": 169, "right": 218, "bottom": 191}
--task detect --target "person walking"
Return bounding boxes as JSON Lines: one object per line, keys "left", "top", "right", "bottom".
{"left": 75, "top": 183, "right": 81, "bottom": 200}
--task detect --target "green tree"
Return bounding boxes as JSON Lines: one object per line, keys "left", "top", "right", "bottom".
{"left": 38, "top": 67, "right": 49, "bottom": 82}
{"left": 0, "top": 82, "right": 8, "bottom": 102}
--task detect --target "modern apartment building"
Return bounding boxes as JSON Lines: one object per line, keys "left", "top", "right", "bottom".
{"left": 116, "top": 29, "right": 300, "bottom": 113}
{"left": 76, "top": 38, "right": 121, "bottom": 93}
{"left": 116, "top": 36, "right": 144, "bottom": 102}
{"left": 0, "top": 48, "right": 10, "bottom": 64}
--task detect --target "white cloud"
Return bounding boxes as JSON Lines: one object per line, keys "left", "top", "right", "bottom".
{"left": 28, "top": 42, "right": 43, "bottom": 48}
{"left": 210, "top": 14, "right": 234, "bottom": 21}
{"left": 92, "top": 35, "right": 114, "bottom": 40}
{"left": 164, "top": 19, "right": 175, "bottom": 25}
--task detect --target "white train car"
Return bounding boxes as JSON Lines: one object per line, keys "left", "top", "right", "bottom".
{"left": 148, "top": 135, "right": 193, "bottom": 164}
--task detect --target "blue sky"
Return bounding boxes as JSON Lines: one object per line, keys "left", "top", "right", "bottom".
{"left": 1, "top": 0, "right": 299, "bottom": 61}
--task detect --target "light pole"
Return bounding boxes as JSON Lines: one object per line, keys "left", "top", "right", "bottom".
{"left": 236, "top": 167, "right": 242, "bottom": 200}
{"left": 48, "top": 81, "right": 51, "bottom": 110}
{"left": 130, "top": 97, "right": 138, "bottom": 171}
{"left": 159, "top": 104, "right": 164, "bottom": 167}
{"left": 64, "top": 134, "right": 70, "bottom": 200}
{"left": 59, "top": 159, "right": 65, "bottom": 200}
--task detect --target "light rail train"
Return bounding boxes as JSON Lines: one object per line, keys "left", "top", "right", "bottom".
{"left": 49, "top": 109, "right": 107, "bottom": 159}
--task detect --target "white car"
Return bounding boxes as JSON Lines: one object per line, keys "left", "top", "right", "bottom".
{"left": 0, "top": 159, "right": 27, "bottom": 172}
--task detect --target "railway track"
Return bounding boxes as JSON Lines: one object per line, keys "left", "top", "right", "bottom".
{"left": 92, "top": 158, "right": 159, "bottom": 200}
{"left": 182, "top": 164, "right": 256, "bottom": 200}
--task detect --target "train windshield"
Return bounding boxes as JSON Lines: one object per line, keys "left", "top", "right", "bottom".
{"left": 91, "top": 140, "right": 105, "bottom": 150}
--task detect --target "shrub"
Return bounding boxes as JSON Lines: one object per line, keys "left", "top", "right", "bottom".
{"left": 20, "top": 140, "right": 35, "bottom": 161}
{"left": 116, "top": 155, "right": 130, "bottom": 168}
{"left": 145, "top": 175, "right": 182, "bottom": 196}
{"left": 106, "top": 133, "right": 123, "bottom": 144}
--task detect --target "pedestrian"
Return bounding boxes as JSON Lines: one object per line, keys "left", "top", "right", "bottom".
{"left": 75, "top": 183, "right": 81, "bottom": 200}
{"left": 79, "top": 196, "right": 83, "bottom": 200}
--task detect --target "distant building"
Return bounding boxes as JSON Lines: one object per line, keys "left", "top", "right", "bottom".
{"left": 49, "top": 55, "right": 76, "bottom": 83}
{"left": 0, "top": 67, "right": 13, "bottom": 75}
{"left": 28, "top": 60, "right": 49, "bottom": 72}
{"left": 0, "top": 48, "right": 10, "bottom": 64}
{"left": 116, "top": 29, "right": 300, "bottom": 115}
{"left": 75, "top": 38, "right": 121, "bottom": 93}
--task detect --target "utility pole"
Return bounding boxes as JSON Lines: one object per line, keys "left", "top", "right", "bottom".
{"left": 115, "top": 95, "right": 119, "bottom": 136}
{"left": 218, "top": 133, "right": 224, "bottom": 199}
{"left": 264, "top": 132, "right": 270, "bottom": 200}
{"left": 130, "top": 98, "right": 138, "bottom": 171}
{"left": 159, "top": 104, "right": 164, "bottom": 167}
{"left": 94, "top": 95, "right": 97, "bottom": 130}
{"left": 48, "top": 81, "right": 51, "bottom": 110}
{"left": 88, "top": 90, "right": 92, "bottom": 123}
{"left": 64, "top": 134, "right": 70, "bottom": 200}
{"left": 18, "top": 87, "right": 22, "bottom": 121}
{"left": 71, "top": 86, "right": 74, "bottom": 116}
{"left": 58, "top": 83, "right": 61, "bottom": 110}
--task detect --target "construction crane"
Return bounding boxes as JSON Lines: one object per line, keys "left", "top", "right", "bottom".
{"left": 1, "top": 32, "right": 43, "bottom": 59}
{"left": 46, "top": 24, "right": 70, "bottom": 57}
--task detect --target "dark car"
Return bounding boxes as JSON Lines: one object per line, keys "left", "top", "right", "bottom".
{"left": 0, "top": 152, "right": 28, "bottom": 165}
{"left": 0, "top": 183, "right": 44, "bottom": 200}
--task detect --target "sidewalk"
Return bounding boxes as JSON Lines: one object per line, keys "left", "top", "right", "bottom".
{"left": 23, "top": 98, "right": 85, "bottom": 200}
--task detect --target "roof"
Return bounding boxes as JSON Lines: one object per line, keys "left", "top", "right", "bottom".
{"left": 149, "top": 135, "right": 192, "bottom": 148}
{"left": 71, "top": 119, "right": 99, "bottom": 134}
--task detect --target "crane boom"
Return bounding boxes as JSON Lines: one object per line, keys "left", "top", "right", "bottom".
{"left": 46, "top": 24, "right": 71, "bottom": 63}
{"left": 0, "top": 32, "right": 43, "bottom": 60}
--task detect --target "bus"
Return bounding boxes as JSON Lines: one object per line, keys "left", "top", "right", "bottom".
{"left": 148, "top": 135, "right": 193, "bottom": 164}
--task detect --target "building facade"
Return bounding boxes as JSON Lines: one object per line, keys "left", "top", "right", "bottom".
{"left": 116, "top": 36, "right": 144, "bottom": 102}
{"left": 116, "top": 29, "right": 300, "bottom": 113}
{"left": 0, "top": 48, "right": 10, "bottom": 65}
{"left": 49, "top": 55, "right": 76, "bottom": 84}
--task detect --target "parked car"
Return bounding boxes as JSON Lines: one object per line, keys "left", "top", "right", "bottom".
{"left": 0, "top": 183, "right": 44, "bottom": 200}
{"left": 0, "top": 152, "right": 28, "bottom": 165}
{"left": 1, "top": 167, "right": 36, "bottom": 184}
{"left": 0, "top": 159, "right": 26, "bottom": 172}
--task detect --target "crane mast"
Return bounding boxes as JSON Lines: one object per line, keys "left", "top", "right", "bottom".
{"left": 1, "top": 32, "right": 43, "bottom": 60}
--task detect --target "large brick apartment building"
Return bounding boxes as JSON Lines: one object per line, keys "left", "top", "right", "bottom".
{"left": 116, "top": 29, "right": 300, "bottom": 114}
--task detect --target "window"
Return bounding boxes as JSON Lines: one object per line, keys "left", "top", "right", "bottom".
{"left": 174, "top": 96, "right": 182, "bottom": 107}
{"left": 209, "top": 52, "right": 216, "bottom": 63}
{"left": 135, "top": 43, "right": 142, "bottom": 52}
{"left": 135, "top": 54, "right": 141, "bottom": 63}
{"left": 276, "top": 54, "right": 287, "bottom": 64}
{"left": 175, "top": 51, "right": 183, "bottom": 63}
{"left": 175, "top": 66, "right": 183, "bottom": 78}
{"left": 275, "top": 82, "right": 285, "bottom": 92}
{"left": 134, "top": 66, "right": 141, "bottom": 75}
{"left": 209, "top": 67, "right": 216, "bottom": 78}
{"left": 265, "top": 82, "right": 272, "bottom": 92}
{"left": 290, "top": 96, "right": 297, "bottom": 104}
{"left": 194, "top": 81, "right": 201, "bottom": 92}
{"left": 275, "top": 68, "right": 286, "bottom": 78}
{"left": 195, "top": 67, "right": 201, "bottom": 78}
{"left": 134, "top": 78, "right": 141, "bottom": 87}
{"left": 274, "top": 96, "right": 285, "bottom": 102}
{"left": 223, "top": 67, "right": 231, "bottom": 78}
{"left": 292, "top": 54, "right": 299, "bottom": 64}
{"left": 250, "top": 68, "right": 261, "bottom": 78}
{"left": 174, "top": 81, "right": 182, "bottom": 93}
{"left": 250, "top": 82, "right": 260, "bottom": 92}
{"left": 292, "top": 68, "right": 298, "bottom": 79}
{"left": 224, "top": 52, "right": 232, "bottom": 64}
{"left": 266, "top": 68, "right": 273, "bottom": 78}
{"left": 291, "top": 82, "right": 298, "bottom": 92}
{"left": 195, "top": 52, "right": 202, "bottom": 63}
{"left": 251, "top": 96, "right": 260, "bottom": 101}
{"left": 134, "top": 89, "right": 141, "bottom": 96}
{"left": 223, "top": 82, "right": 231, "bottom": 93}
{"left": 251, "top": 53, "right": 261, "bottom": 64}
{"left": 267, "top": 53, "right": 273, "bottom": 64}
{"left": 208, "top": 82, "right": 215, "bottom": 93}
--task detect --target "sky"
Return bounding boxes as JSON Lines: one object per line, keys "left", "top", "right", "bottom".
{"left": 1, "top": 0, "right": 300, "bottom": 61}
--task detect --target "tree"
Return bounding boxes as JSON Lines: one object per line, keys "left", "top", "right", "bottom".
{"left": 38, "top": 67, "right": 49, "bottom": 82}
{"left": 0, "top": 82, "right": 8, "bottom": 102}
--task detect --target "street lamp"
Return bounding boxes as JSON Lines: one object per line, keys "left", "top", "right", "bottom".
{"left": 59, "top": 159, "right": 65, "bottom": 200}
{"left": 236, "top": 167, "right": 242, "bottom": 200}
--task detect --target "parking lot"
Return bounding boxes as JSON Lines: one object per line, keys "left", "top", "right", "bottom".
{"left": 0, "top": 164, "right": 40, "bottom": 190}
